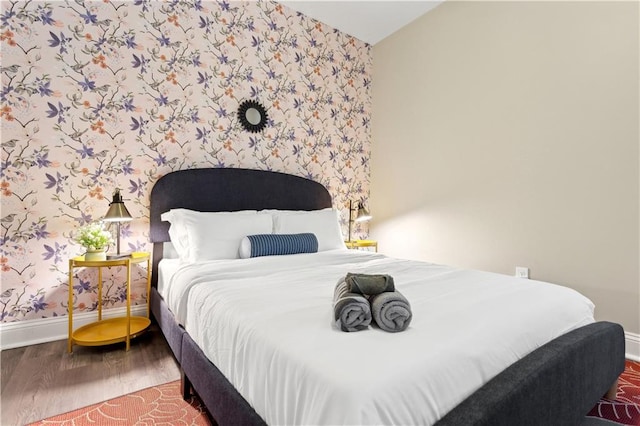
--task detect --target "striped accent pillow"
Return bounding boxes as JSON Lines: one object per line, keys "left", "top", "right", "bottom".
{"left": 240, "top": 233, "right": 318, "bottom": 258}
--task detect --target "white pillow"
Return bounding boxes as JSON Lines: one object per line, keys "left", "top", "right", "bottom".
{"left": 161, "top": 209, "right": 267, "bottom": 262}
{"left": 161, "top": 210, "right": 192, "bottom": 260}
{"left": 162, "top": 242, "right": 180, "bottom": 259}
{"left": 259, "top": 208, "right": 332, "bottom": 231}
{"left": 271, "top": 208, "right": 345, "bottom": 252}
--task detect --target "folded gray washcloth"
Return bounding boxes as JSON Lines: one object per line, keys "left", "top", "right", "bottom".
{"left": 345, "top": 272, "right": 395, "bottom": 295}
{"left": 370, "top": 290, "right": 412, "bottom": 332}
{"left": 333, "top": 278, "right": 372, "bottom": 332}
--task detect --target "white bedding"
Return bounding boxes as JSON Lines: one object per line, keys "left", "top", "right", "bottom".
{"left": 157, "top": 258, "right": 181, "bottom": 299}
{"left": 163, "top": 250, "right": 595, "bottom": 425}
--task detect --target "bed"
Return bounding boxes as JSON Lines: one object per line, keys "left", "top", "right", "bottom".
{"left": 148, "top": 167, "right": 625, "bottom": 426}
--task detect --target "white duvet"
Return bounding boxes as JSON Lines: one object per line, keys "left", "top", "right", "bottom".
{"left": 162, "top": 250, "right": 595, "bottom": 425}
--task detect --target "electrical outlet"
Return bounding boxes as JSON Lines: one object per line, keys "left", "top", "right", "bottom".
{"left": 515, "top": 267, "right": 529, "bottom": 279}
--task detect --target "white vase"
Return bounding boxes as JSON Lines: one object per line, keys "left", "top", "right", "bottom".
{"left": 85, "top": 249, "right": 106, "bottom": 261}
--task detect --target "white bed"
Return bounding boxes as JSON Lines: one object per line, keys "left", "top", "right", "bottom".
{"left": 149, "top": 168, "right": 624, "bottom": 425}
{"left": 158, "top": 249, "right": 594, "bottom": 425}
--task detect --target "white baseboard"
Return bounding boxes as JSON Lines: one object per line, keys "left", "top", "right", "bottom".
{"left": 625, "top": 331, "right": 640, "bottom": 361}
{"left": 0, "top": 305, "right": 147, "bottom": 351}
{"left": 2, "top": 312, "right": 639, "bottom": 362}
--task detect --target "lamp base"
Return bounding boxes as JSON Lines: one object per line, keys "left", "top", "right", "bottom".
{"left": 106, "top": 252, "right": 131, "bottom": 260}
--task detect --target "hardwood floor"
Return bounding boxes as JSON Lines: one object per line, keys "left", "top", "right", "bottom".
{"left": 1, "top": 325, "right": 181, "bottom": 425}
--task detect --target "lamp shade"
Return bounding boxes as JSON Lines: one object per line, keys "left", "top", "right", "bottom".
{"left": 103, "top": 189, "right": 133, "bottom": 222}
{"left": 347, "top": 200, "right": 372, "bottom": 243}
{"left": 355, "top": 205, "right": 372, "bottom": 222}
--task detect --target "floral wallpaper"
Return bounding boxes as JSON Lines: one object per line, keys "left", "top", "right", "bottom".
{"left": 0, "top": 1, "right": 371, "bottom": 323}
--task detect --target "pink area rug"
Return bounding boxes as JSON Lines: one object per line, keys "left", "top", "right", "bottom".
{"left": 28, "top": 360, "right": 640, "bottom": 425}
{"left": 27, "top": 380, "right": 211, "bottom": 426}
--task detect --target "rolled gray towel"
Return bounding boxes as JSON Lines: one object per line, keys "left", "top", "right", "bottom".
{"left": 370, "top": 290, "right": 412, "bottom": 332}
{"left": 333, "top": 278, "right": 372, "bottom": 332}
{"left": 345, "top": 272, "right": 395, "bottom": 295}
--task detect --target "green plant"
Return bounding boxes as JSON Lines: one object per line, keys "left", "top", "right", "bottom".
{"left": 75, "top": 223, "right": 113, "bottom": 251}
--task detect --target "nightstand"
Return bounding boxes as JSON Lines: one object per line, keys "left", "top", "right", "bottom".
{"left": 345, "top": 240, "right": 378, "bottom": 252}
{"left": 67, "top": 252, "right": 151, "bottom": 353}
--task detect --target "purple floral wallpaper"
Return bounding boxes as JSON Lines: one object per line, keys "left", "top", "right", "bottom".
{"left": 0, "top": 1, "right": 371, "bottom": 323}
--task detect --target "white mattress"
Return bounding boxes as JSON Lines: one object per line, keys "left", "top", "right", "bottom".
{"left": 163, "top": 250, "right": 595, "bottom": 425}
{"left": 157, "top": 258, "right": 181, "bottom": 299}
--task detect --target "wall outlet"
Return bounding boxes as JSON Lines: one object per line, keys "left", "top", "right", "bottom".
{"left": 515, "top": 267, "right": 529, "bottom": 279}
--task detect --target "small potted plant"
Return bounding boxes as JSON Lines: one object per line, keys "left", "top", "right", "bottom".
{"left": 75, "top": 222, "right": 113, "bottom": 261}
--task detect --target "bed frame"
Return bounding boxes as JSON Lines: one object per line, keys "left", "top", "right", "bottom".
{"left": 149, "top": 167, "right": 625, "bottom": 426}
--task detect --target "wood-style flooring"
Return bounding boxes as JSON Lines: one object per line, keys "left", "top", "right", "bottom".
{"left": 1, "top": 325, "right": 181, "bottom": 425}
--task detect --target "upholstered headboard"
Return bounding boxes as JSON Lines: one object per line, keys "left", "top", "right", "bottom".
{"left": 148, "top": 168, "right": 333, "bottom": 285}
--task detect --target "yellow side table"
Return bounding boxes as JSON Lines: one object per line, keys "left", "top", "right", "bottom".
{"left": 67, "top": 252, "right": 151, "bottom": 353}
{"left": 345, "top": 240, "right": 378, "bottom": 252}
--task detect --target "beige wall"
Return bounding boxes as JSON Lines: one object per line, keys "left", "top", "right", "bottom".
{"left": 371, "top": 1, "right": 640, "bottom": 333}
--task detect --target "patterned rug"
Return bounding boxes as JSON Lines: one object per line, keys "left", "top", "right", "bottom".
{"left": 27, "top": 361, "right": 640, "bottom": 426}
{"left": 586, "top": 360, "right": 640, "bottom": 425}
{"left": 27, "top": 381, "right": 211, "bottom": 426}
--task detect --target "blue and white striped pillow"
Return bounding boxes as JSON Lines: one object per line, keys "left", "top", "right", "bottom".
{"left": 239, "top": 233, "right": 318, "bottom": 258}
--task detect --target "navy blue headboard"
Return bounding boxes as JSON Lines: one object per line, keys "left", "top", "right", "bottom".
{"left": 149, "top": 168, "right": 333, "bottom": 285}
